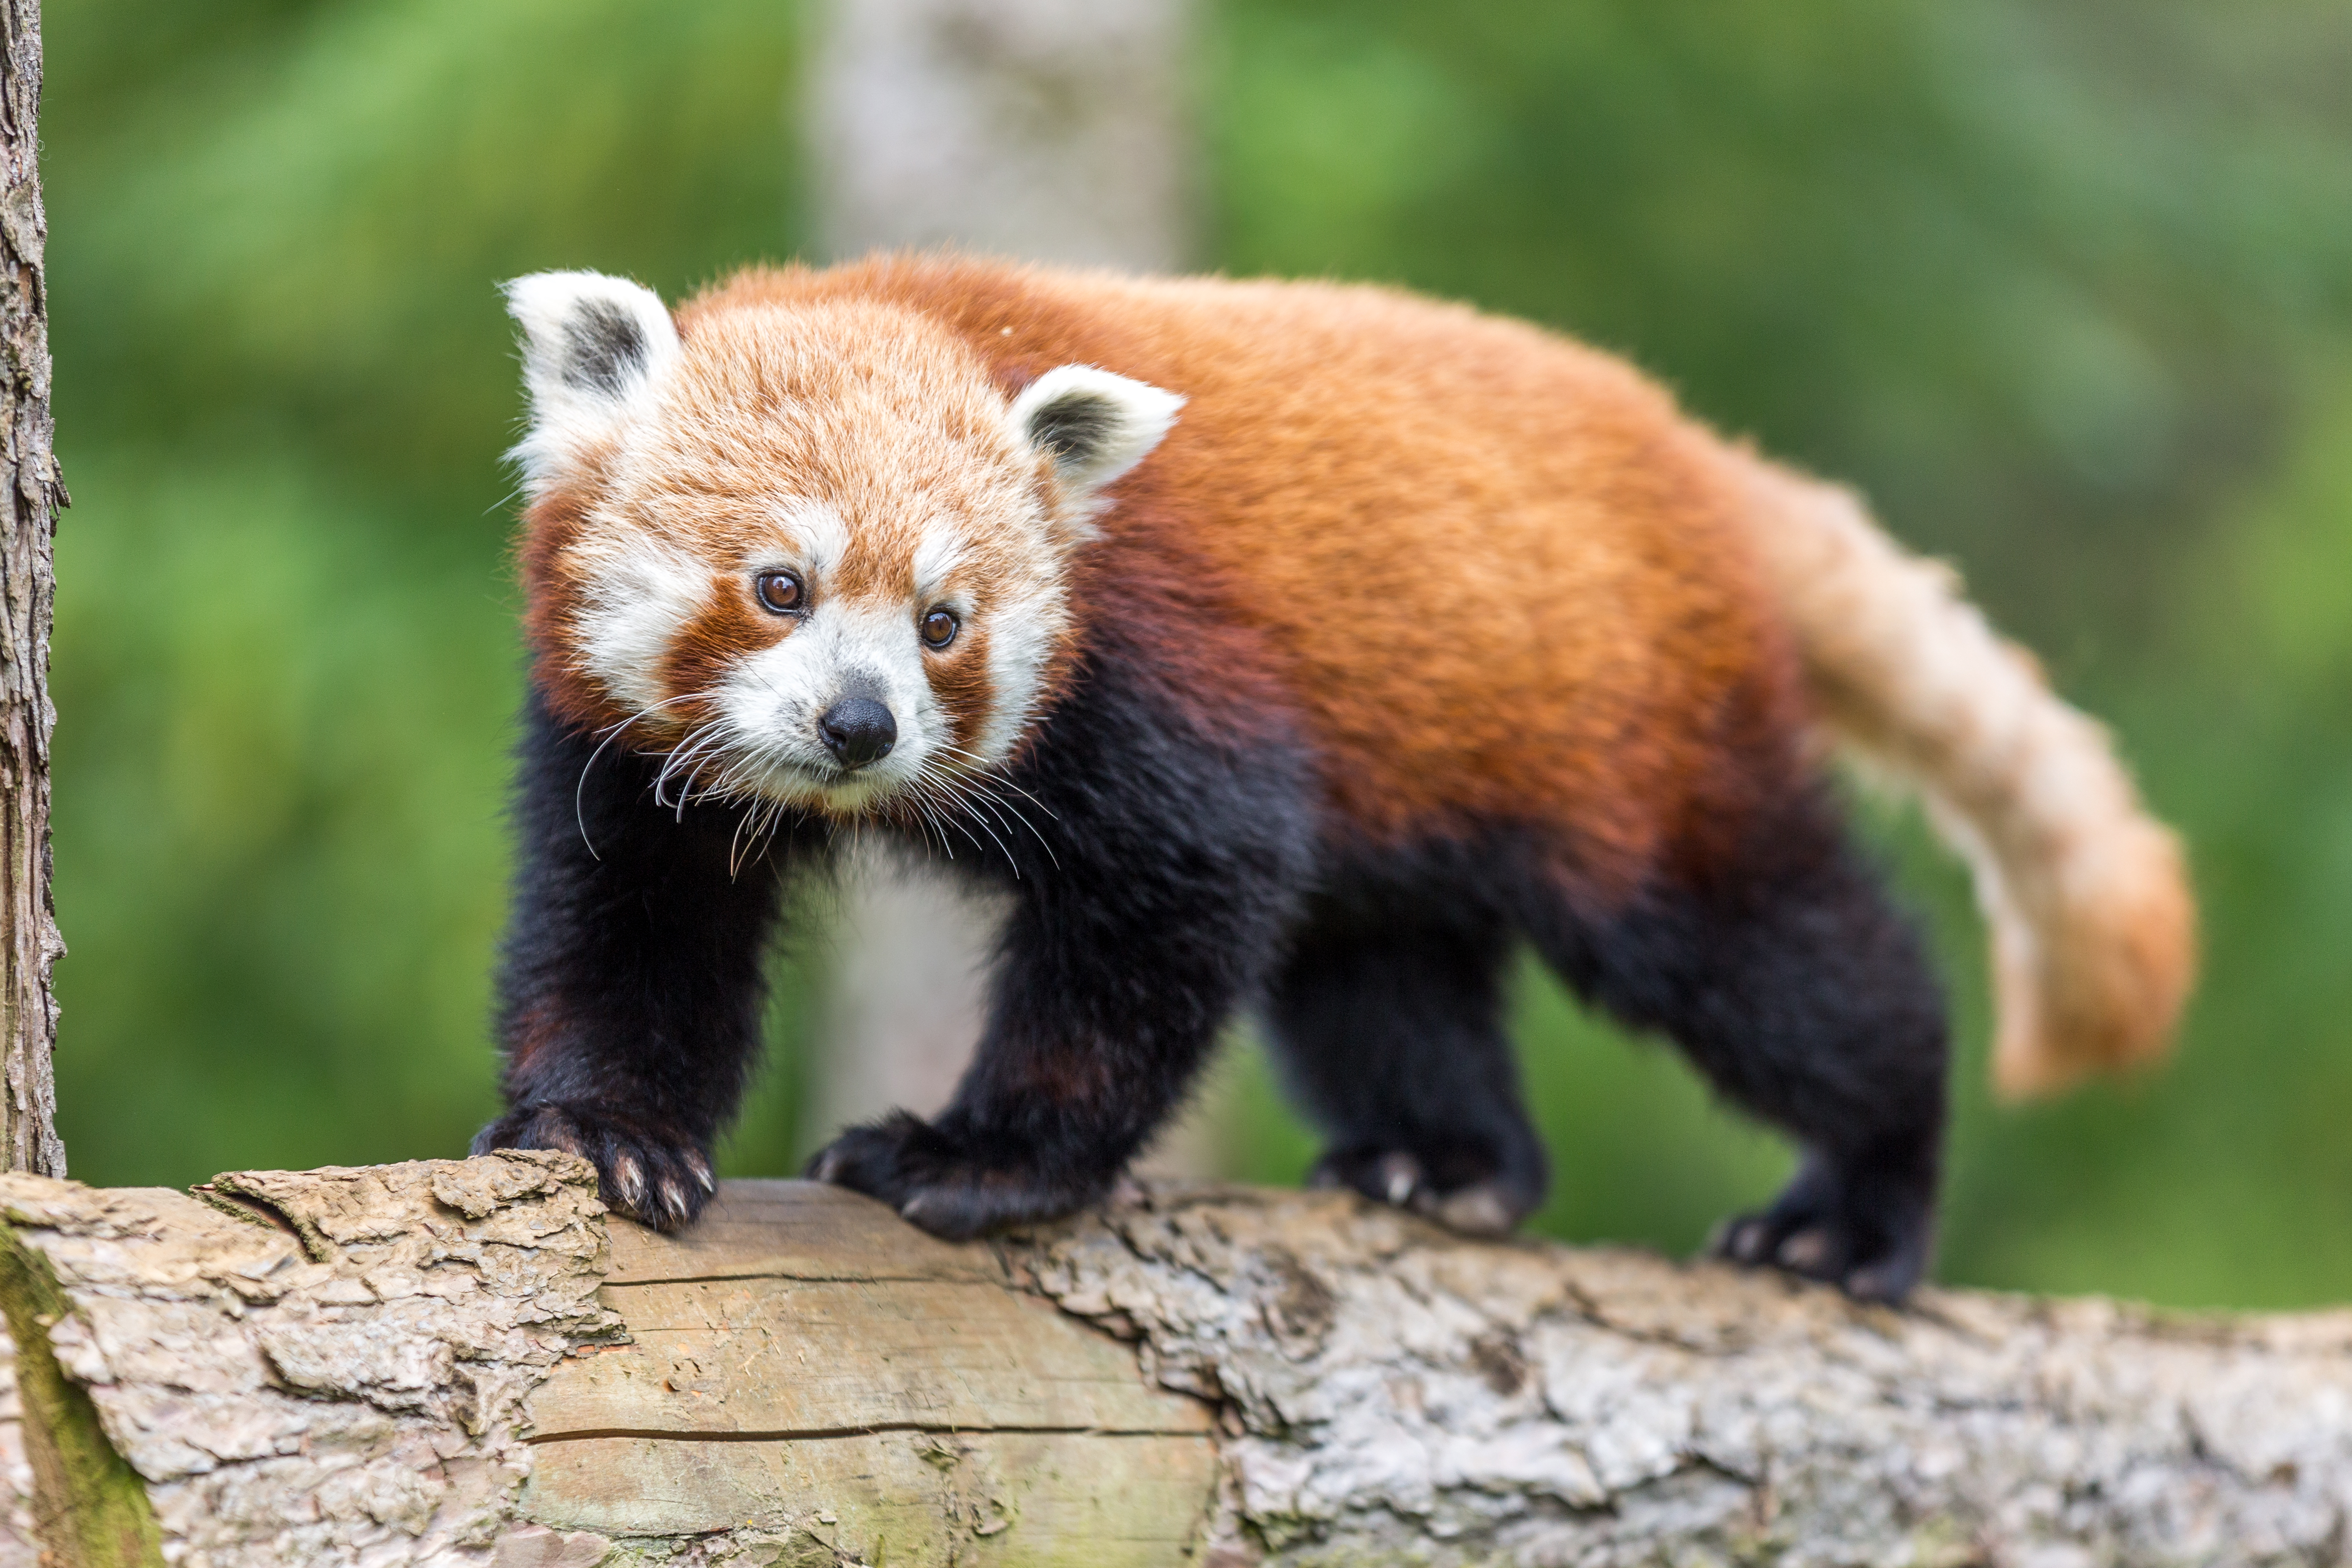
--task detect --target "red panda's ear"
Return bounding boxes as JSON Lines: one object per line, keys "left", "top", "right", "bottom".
{"left": 502, "top": 271, "right": 682, "bottom": 495}
{"left": 1008, "top": 366, "right": 1184, "bottom": 510}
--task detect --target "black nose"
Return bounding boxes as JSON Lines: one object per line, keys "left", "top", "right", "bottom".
{"left": 816, "top": 696, "right": 897, "bottom": 768}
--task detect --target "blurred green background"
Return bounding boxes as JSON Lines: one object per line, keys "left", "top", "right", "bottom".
{"left": 44, "top": 0, "right": 2352, "bottom": 1308}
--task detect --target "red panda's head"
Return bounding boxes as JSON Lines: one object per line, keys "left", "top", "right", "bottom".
{"left": 504, "top": 270, "right": 1181, "bottom": 821}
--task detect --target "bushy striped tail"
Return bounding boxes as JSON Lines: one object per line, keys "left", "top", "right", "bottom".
{"left": 1729, "top": 450, "right": 2196, "bottom": 1098}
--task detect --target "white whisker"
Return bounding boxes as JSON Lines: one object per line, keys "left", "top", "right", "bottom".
{"left": 575, "top": 692, "right": 710, "bottom": 858}
{"left": 934, "top": 743, "right": 1062, "bottom": 823}
{"left": 935, "top": 777, "right": 1020, "bottom": 871}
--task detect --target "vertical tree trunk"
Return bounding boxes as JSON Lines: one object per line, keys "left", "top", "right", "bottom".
{"left": 807, "top": 0, "right": 1192, "bottom": 271}
{"left": 0, "top": 0, "right": 62, "bottom": 1178}
{"left": 801, "top": 0, "right": 1203, "bottom": 1167}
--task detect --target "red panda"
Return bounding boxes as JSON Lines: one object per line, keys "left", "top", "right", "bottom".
{"left": 474, "top": 254, "right": 2195, "bottom": 1302}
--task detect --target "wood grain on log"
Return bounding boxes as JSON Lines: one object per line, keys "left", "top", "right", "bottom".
{"left": 3, "top": 1161, "right": 2352, "bottom": 1565}
{"left": 524, "top": 1181, "right": 1217, "bottom": 1561}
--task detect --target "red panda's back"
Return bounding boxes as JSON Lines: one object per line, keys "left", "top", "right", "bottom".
{"left": 697, "top": 259, "right": 1811, "bottom": 893}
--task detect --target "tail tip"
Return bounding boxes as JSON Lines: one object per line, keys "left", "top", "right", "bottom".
{"left": 1988, "top": 825, "right": 2198, "bottom": 1103}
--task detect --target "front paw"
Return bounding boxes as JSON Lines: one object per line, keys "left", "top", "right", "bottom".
{"left": 806, "top": 1112, "right": 1103, "bottom": 1240}
{"left": 472, "top": 1102, "right": 716, "bottom": 1232}
{"left": 1308, "top": 1146, "right": 1541, "bottom": 1238}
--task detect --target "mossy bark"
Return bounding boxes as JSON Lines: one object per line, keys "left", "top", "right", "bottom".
{"left": 0, "top": 1225, "right": 160, "bottom": 1568}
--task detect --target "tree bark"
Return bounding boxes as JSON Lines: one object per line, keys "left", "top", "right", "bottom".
{"left": 0, "top": 0, "right": 62, "bottom": 1180}
{"left": 2, "top": 1160, "right": 2350, "bottom": 1566}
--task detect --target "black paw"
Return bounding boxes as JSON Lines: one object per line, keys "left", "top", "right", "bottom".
{"left": 1308, "top": 1145, "right": 1541, "bottom": 1238}
{"left": 1712, "top": 1152, "right": 1935, "bottom": 1303}
{"left": 805, "top": 1112, "right": 1106, "bottom": 1240}
{"left": 471, "top": 1102, "right": 716, "bottom": 1233}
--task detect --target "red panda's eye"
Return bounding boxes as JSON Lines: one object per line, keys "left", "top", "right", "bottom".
{"left": 920, "top": 608, "right": 959, "bottom": 649}
{"left": 754, "top": 571, "right": 805, "bottom": 614}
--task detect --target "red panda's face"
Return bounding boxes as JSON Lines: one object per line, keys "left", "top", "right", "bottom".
{"left": 504, "top": 272, "right": 1180, "bottom": 822}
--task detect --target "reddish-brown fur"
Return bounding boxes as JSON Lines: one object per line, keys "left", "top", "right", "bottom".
{"left": 521, "top": 256, "right": 1815, "bottom": 905}
{"left": 487, "top": 255, "right": 2193, "bottom": 1281}
{"left": 520, "top": 292, "right": 1048, "bottom": 748}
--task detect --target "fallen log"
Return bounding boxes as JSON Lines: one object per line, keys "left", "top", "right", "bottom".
{"left": 0, "top": 1154, "right": 2347, "bottom": 1566}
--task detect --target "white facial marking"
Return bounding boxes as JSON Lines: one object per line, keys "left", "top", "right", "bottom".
{"left": 911, "top": 521, "right": 966, "bottom": 603}
{"left": 713, "top": 598, "right": 944, "bottom": 812}
{"left": 576, "top": 541, "right": 710, "bottom": 713}
{"left": 532, "top": 311, "right": 1104, "bottom": 821}
{"left": 978, "top": 580, "right": 1066, "bottom": 764}
{"left": 771, "top": 499, "right": 850, "bottom": 578}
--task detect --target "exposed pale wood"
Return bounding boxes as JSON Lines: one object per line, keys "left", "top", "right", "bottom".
{"left": 524, "top": 1431, "right": 1216, "bottom": 1561}
{"left": 600, "top": 1177, "right": 1003, "bottom": 1286}
{"left": 526, "top": 1181, "right": 1218, "bottom": 1563}
{"left": 556, "top": 1184, "right": 1203, "bottom": 1439}
{"left": 0, "top": 0, "right": 65, "bottom": 1180}
{"left": 531, "top": 1277, "right": 1211, "bottom": 1438}
{"left": 10, "top": 1165, "right": 2352, "bottom": 1564}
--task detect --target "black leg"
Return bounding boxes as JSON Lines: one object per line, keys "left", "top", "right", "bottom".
{"left": 1265, "top": 904, "right": 1547, "bottom": 1236}
{"left": 1529, "top": 791, "right": 1949, "bottom": 1302}
{"left": 807, "top": 646, "right": 1317, "bottom": 1239}
{"left": 472, "top": 687, "right": 807, "bottom": 1231}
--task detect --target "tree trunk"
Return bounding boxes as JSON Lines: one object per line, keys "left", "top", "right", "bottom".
{"left": 0, "top": 0, "right": 62, "bottom": 1181}
{"left": 799, "top": 0, "right": 1216, "bottom": 1176}
{"left": 805, "top": 0, "right": 1192, "bottom": 271}
{"left": 3, "top": 1157, "right": 2350, "bottom": 1566}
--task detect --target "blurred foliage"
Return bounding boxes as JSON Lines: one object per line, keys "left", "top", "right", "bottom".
{"left": 42, "top": 0, "right": 2352, "bottom": 1306}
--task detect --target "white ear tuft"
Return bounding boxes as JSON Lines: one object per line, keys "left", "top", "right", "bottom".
{"left": 1008, "top": 365, "right": 1184, "bottom": 503}
{"left": 503, "top": 271, "right": 681, "bottom": 493}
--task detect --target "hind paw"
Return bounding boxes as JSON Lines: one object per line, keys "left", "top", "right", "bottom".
{"left": 1713, "top": 1153, "right": 1935, "bottom": 1303}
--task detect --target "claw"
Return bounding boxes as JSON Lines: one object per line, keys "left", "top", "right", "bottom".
{"left": 1842, "top": 1260, "right": 1910, "bottom": 1305}
{"left": 1708, "top": 1153, "right": 1935, "bottom": 1302}
{"left": 1430, "top": 1182, "right": 1517, "bottom": 1238}
{"left": 1713, "top": 1216, "right": 1774, "bottom": 1266}
{"left": 1375, "top": 1152, "right": 1424, "bottom": 1207}
{"left": 611, "top": 1152, "right": 647, "bottom": 1209}
{"left": 473, "top": 1104, "right": 714, "bottom": 1234}
{"left": 1774, "top": 1227, "right": 1836, "bottom": 1275}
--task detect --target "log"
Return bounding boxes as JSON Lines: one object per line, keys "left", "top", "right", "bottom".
{"left": 0, "top": 1156, "right": 2349, "bottom": 1565}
